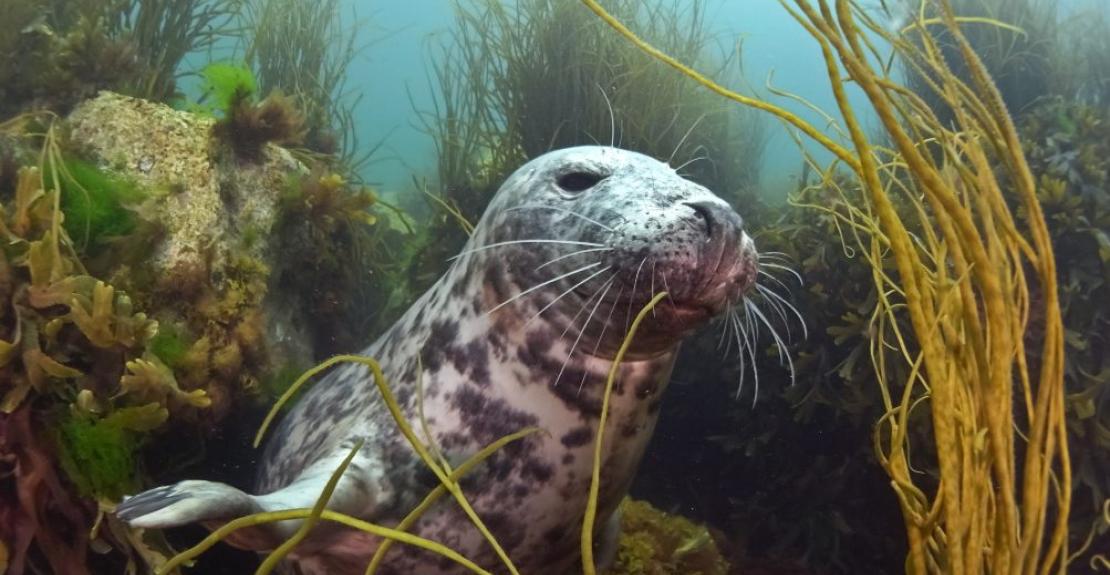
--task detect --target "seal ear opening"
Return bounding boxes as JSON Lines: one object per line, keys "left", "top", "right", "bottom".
{"left": 557, "top": 171, "right": 605, "bottom": 192}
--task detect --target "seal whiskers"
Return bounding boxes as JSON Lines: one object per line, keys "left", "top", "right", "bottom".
{"left": 524, "top": 264, "right": 612, "bottom": 327}
{"left": 578, "top": 286, "right": 625, "bottom": 395}
{"left": 535, "top": 246, "right": 613, "bottom": 271}
{"left": 449, "top": 238, "right": 605, "bottom": 260}
{"left": 505, "top": 205, "right": 616, "bottom": 232}
{"left": 553, "top": 275, "right": 616, "bottom": 389}
{"left": 759, "top": 261, "right": 805, "bottom": 284}
{"left": 489, "top": 261, "right": 607, "bottom": 314}
{"left": 756, "top": 283, "right": 807, "bottom": 339}
{"left": 745, "top": 297, "right": 796, "bottom": 384}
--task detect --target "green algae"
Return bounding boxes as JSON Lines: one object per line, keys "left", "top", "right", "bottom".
{"left": 52, "top": 157, "right": 145, "bottom": 253}
{"left": 56, "top": 402, "right": 173, "bottom": 501}
{"left": 201, "top": 62, "right": 259, "bottom": 113}
{"left": 608, "top": 499, "right": 728, "bottom": 575}
{"left": 56, "top": 413, "right": 140, "bottom": 501}
{"left": 147, "top": 321, "right": 191, "bottom": 369}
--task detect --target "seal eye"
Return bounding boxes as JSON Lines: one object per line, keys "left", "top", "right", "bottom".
{"left": 557, "top": 171, "right": 604, "bottom": 193}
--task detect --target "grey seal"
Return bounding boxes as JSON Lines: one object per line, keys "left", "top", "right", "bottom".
{"left": 116, "top": 146, "right": 759, "bottom": 574}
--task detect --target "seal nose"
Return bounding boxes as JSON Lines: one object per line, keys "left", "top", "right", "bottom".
{"left": 684, "top": 200, "right": 744, "bottom": 244}
{"left": 684, "top": 200, "right": 749, "bottom": 299}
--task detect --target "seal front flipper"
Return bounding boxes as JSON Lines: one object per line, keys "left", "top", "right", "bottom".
{"left": 115, "top": 479, "right": 288, "bottom": 551}
{"left": 116, "top": 447, "right": 392, "bottom": 551}
{"left": 117, "top": 480, "right": 261, "bottom": 528}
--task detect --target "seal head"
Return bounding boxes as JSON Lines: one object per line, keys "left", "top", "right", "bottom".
{"left": 479, "top": 146, "right": 758, "bottom": 358}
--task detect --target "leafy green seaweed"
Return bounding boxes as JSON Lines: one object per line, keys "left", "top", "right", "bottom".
{"left": 52, "top": 157, "right": 145, "bottom": 253}
{"left": 147, "top": 321, "right": 191, "bottom": 369}
{"left": 184, "top": 62, "right": 259, "bottom": 117}
{"left": 56, "top": 412, "right": 140, "bottom": 500}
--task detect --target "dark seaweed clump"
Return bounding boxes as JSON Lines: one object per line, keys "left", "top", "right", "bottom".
{"left": 1019, "top": 98, "right": 1110, "bottom": 560}
{"left": 213, "top": 87, "right": 305, "bottom": 163}
{"left": 243, "top": 0, "right": 363, "bottom": 165}
{"left": 272, "top": 170, "right": 413, "bottom": 357}
{"left": 196, "top": 62, "right": 306, "bottom": 162}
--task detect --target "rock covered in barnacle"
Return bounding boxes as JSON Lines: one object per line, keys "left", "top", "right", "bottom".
{"left": 66, "top": 91, "right": 304, "bottom": 278}
{"left": 65, "top": 90, "right": 315, "bottom": 416}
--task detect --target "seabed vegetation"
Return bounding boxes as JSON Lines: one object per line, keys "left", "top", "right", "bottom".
{"left": 0, "top": 1, "right": 404, "bottom": 573}
{"left": 0, "top": 0, "right": 1108, "bottom": 573}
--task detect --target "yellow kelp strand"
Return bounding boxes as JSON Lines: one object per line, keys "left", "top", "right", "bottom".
{"left": 157, "top": 508, "right": 491, "bottom": 575}
{"left": 581, "top": 291, "right": 668, "bottom": 574}
{"left": 366, "top": 428, "right": 542, "bottom": 574}
{"left": 255, "top": 440, "right": 364, "bottom": 574}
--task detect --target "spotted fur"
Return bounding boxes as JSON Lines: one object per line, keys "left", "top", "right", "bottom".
{"left": 116, "top": 146, "right": 758, "bottom": 574}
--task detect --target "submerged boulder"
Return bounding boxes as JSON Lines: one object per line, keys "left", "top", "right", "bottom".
{"left": 66, "top": 91, "right": 315, "bottom": 419}
{"left": 610, "top": 499, "right": 730, "bottom": 575}
{"left": 67, "top": 91, "right": 299, "bottom": 283}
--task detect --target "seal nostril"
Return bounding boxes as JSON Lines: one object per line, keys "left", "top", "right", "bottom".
{"left": 684, "top": 201, "right": 715, "bottom": 240}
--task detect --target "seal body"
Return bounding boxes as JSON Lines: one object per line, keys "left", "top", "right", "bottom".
{"left": 117, "top": 146, "right": 758, "bottom": 574}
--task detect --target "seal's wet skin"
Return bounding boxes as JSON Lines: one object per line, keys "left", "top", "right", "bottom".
{"left": 116, "top": 146, "right": 760, "bottom": 574}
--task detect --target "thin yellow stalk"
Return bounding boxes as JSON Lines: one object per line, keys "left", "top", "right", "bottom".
{"left": 581, "top": 291, "right": 668, "bottom": 574}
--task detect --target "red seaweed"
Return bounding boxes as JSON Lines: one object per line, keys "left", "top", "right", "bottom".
{"left": 0, "top": 406, "right": 94, "bottom": 575}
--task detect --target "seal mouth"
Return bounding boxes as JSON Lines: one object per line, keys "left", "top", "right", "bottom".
{"left": 659, "top": 299, "right": 720, "bottom": 324}
{"left": 678, "top": 253, "right": 756, "bottom": 322}
{"left": 553, "top": 197, "right": 757, "bottom": 341}
{"left": 698, "top": 235, "right": 758, "bottom": 306}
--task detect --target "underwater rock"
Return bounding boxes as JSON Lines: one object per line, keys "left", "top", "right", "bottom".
{"left": 65, "top": 91, "right": 315, "bottom": 408}
{"left": 67, "top": 91, "right": 303, "bottom": 276}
